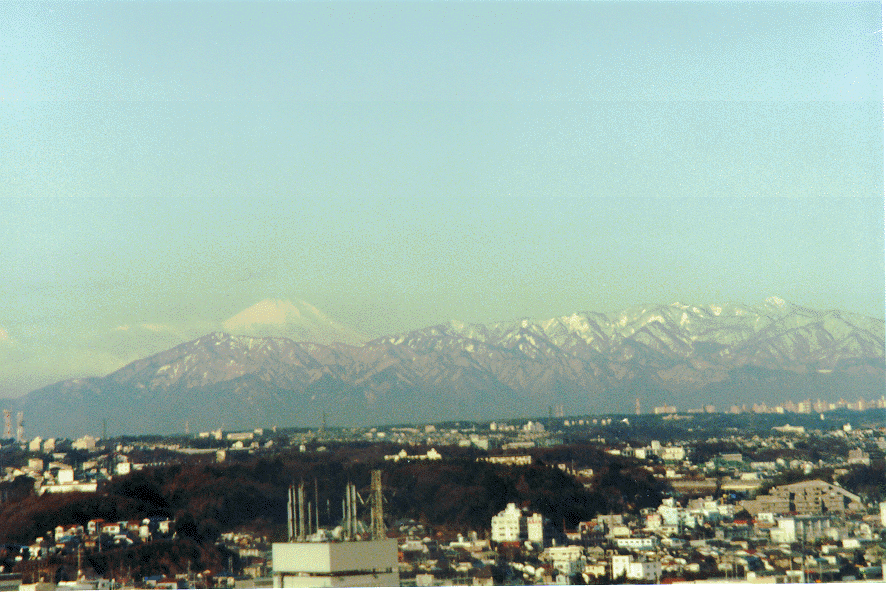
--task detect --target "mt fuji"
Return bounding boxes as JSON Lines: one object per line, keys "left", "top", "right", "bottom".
{"left": 221, "top": 298, "right": 367, "bottom": 346}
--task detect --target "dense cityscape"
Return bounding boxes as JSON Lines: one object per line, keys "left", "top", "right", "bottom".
{"left": 0, "top": 397, "right": 883, "bottom": 588}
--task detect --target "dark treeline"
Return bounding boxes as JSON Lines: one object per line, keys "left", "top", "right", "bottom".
{"left": 0, "top": 444, "right": 668, "bottom": 578}
{"left": 0, "top": 444, "right": 669, "bottom": 543}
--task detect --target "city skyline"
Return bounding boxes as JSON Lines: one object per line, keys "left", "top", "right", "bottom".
{"left": 2, "top": 1, "right": 883, "bottom": 398}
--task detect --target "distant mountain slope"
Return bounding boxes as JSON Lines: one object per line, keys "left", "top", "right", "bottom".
{"left": 14, "top": 299, "right": 884, "bottom": 438}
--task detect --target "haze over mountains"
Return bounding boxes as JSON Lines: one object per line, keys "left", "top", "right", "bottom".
{"left": 11, "top": 298, "right": 885, "bottom": 438}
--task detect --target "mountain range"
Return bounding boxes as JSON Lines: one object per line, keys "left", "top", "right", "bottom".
{"left": 11, "top": 297, "right": 885, "bottom": 438}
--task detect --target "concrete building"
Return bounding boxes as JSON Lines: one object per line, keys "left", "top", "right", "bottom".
{"left": 72, "top": 435, "right": 96, "bottom": 451}
{"left": 627, "top": 561, "right": 662, "bottom": 582}
{"left": 543, "top": 546, "right": 585, "bottom": 584}
{"left": 271, "top": 539, "right": 398, "bottom": 588}
{"left": 661, "top": 446, "right": 686, "bottom": 462}
{"left": 28, "top": 437, "right": 42, "bottom": 452}
{"left": 611, "top": 555, "right": 632, "bottom": 578}
{"left": 769, "top": 516, "right": 833, "bottom": 544}
{"left": 483, "top": 455, "right": 532, "bottom": 466}
{"left": 614, "top": 537, "right": 657, "bottom": 551}
{"left": 742, "top": 480, "right": 863, "bottom": 516}
{"left": 847, "top": 448, "right": 870, "bottom": 466}
{"left": 491, "top": 503, "right": 544, "bottom": 545}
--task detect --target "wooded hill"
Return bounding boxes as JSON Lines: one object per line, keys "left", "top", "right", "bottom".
{"left": 0, "top": 444, "right": 667, "bottom": 578}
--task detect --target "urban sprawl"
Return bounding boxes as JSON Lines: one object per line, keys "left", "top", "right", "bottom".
{"left": 0, "top": 396, "right": 884, "bottom": 588}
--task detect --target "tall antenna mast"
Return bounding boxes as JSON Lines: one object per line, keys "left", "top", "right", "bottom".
{"left": 287, "top": 484, "right": 296, "bottom": 541}
{"left": 298, "top": 481, "right": 306, "bottom": 540}
{"left": 371, "top": 470, "right": 385, "bottom": 540}
{"left": 344, "top": 482, "right": 352, "bottom": 540}
{"left": 314, "top": 478, "right": 320, "bottom": 533}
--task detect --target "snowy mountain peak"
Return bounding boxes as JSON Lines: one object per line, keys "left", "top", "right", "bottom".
{"left": 765, "top": 295, "right": 787, "bottom": 308}
{"left": 224, "top": 298, "right": 311, "bottom": 326}
{"left": 221, "top": 298, "right": 367, "bottom": 345}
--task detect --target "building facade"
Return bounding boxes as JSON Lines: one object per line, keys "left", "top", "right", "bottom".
{"left": 742, "top": 480, "right": 863, "bottom": 516}
{"left": 491, "top": 503, "right": 544, "bottom": 544}
{"left": 271, "top": 539, "right": 399, "bottom": 588}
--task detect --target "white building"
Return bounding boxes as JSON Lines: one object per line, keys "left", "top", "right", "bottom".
{"left": 610, "top": 555, "right": 661, "bottom": 582}
{"left": 526, "top": 513, "right": 543, "bottom": 544}
{"left": 657, "top": 498, "right": 696, "bottom": 528}
{"left": 847, "top": 448, "right": 870, "bottom": 466}
{"left": 491, "top": 503, "right": 523, "bottom": 542}
{"left": 611, "top": 556, "right": 632, "bottom": 578}
{"left": 72, "top": 435, "right": 97, "bottom": 451}
{"left": 769, "top": 516, "right": 832, "bottom": 544}
{"left": 627, "top": 561, "right": 662, "bottom": 582}
{"left": 544, "top": 546, "right": 585, "bottom": 584}
{"left": 272, "top": 539, "right": 399, "bottom": 587}
{"left": 491, "top": 502, "right": 544, "bottom": 545}
{"left": 661, "top": 446, "right": 686, "bottom": 461}
{"left": 614, "top": 537, "right": 657, "bottom": 551}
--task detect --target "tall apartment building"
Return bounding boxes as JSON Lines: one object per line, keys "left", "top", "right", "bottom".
{"left": 491, "top": 502, "right": 544, "bottom": 545}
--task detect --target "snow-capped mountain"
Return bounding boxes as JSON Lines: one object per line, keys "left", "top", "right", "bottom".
{"left": 221, "top": 298, "right": 367, "bottom": 345}
{"left": 14, "top": 299, "right": 884, "bottom": 437}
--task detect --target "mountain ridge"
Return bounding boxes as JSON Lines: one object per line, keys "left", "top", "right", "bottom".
{"left": 11, "top": 299, "right": 885, "bottom": 438}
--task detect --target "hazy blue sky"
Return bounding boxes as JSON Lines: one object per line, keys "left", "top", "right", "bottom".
{"left": 1, "top": 0, "right": 883, "bottom": 397}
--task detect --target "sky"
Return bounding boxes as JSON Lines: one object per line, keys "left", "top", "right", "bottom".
{"left": 1, "top": 0, "right": 883, "bottom": 398}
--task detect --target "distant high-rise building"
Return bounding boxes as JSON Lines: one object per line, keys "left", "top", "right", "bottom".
{"left": 16, "top": 412, "right": 23, "bottom": 442}
{"left": 2, "top": 410, "right": 10, "bottom": 439}
{"left": 635, "top": 398, "right": 641, "bottom": 415}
